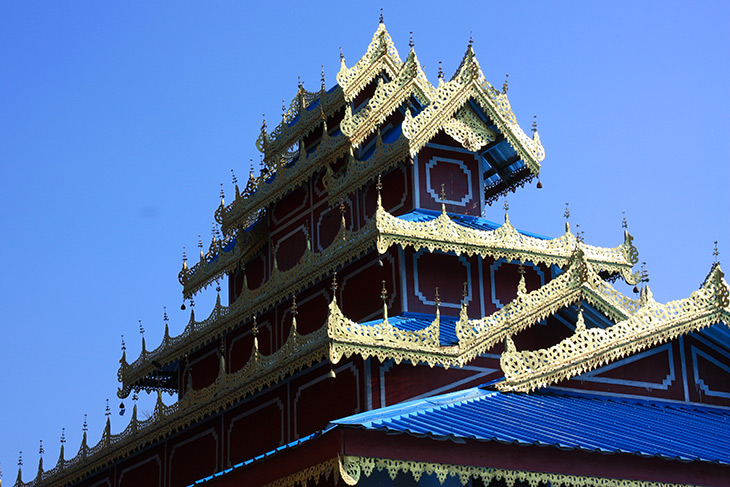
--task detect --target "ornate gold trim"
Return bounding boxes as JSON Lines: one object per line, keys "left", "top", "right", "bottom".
{"left": 179, "top": 218, "right": 269, "bottom": 299}
{"left": 336, "top": 23, "right": 403, "bottom": 103}
{"left": 402, "top": 44, "right": 544, "bottom": 174}
{"left": 119, "top": 218, "right": 378, "bottom": 398}
{"left": 22, "top": 323, "right": 331, "bottom": 487}
{"left": 340, "top": 455, "right": 697, "bottom": 487}
{"left": 498, "top": 265, "right": 730, "bottom": 393}
{"left": 375, "top": 198, "right": 640, "bottom": 285}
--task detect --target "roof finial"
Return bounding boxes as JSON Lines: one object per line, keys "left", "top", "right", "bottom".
{"left": 502, "top": 73, "right": 509, "bottom": 95}
{"left": 320, "top": 65, "right": 326, "bottom": 91}
{"left": 503, "top": 198, "right": 510, "bottom": 223}
{"left": 532, "top": 115, "right": 538, "bottom": 133}
{"left": 564, "top": 203, "right": 570, "bottom": 220}
{"left": 381, "top": 280, "right": 389, "bottom": 320}
{"left": 434, "top": 287, "right": 441, "bottom": 309}
{"left": 462, "top": 281, "right": 469, "bottom": 300}
{"left": 231, "top": 168, "right": 237, "bottom": 186}
{"left": 82, "top": 414, "right": 88, "bottom": 433}
{"left": 640, "top": 261, "right": 650, "bottom": 285}
{"left": 713, "top": 241, "right": 719, "bottom": 263}
{"left": 138, "top": 320, "right": 144, "bottom": 338}
{"left": 105, "top": 398, "right": 111, "bottom": 418}
{"left": 622, "top": 211, "right": 628, "bottom": 229}
{"left": 440, "top": 183, "right": 447, "bottom": 214}
{"left": 379, "top": 7, "right": 384, "bottom": 24}
{"left": 438, "top": 60, "right": 444, "bottom": 81}
{"left": 121, "top": 334, "right": 126, "bottom": 352}
{"left": 60, "top": 427, "right": 66, "bottom": 445}
{"left": 252, "top": 315, "right": 258, "bottom": 337}
{"left": 219, "top": 182, "right": 225, "bottom": 206}
{"left": 409, "top": 31, "right": 414, "bottom": 49}
{"left": 468, "top": 31, "right": 473, "bottom": 47}
{"left": 39, "top": 440, "right": 44, "bottom": 458}
{"left": 331, "top": 272, "right": 338, "bottom": 294}
{"left": 339, "top": 46, "right": 344, "bottom": 62}
{"left": 575, "top": 224, "right": 584, "bottom": 243}
{"left": 281, "top": 99, "right": 286, "bottom": 122}
{"left": 297, "top": 75, "right": 302, "bottom": 89}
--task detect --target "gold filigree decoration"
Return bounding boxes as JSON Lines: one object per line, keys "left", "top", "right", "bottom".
{"left": 375, "top": 197, "right": 641, "bottom": 285}
{"left": 119, "top": 218, "right": 379, "bottom": 398}
{"left": 340, "top": 456, "right": 696, "bottom": 487}
{"left": 499, "top": 265, "right": 730, "bottom": 393}
{"left": 336, "top": 22, "right": 403, "bottom": 102}
{"left": 256, "top": 84, "right": 344, "bottom": 159}
{"left": 328, "top": 251, "right": 644, "bottom": 368}
{"left": 402, "top": 44, "right": 544, "bottom": 173}
{"left": 179, "top": 218, "right": 268, "bottom": 299}
{"left": 443, "top": 105, "right": 497, "bottom": 152}
{"left": 219, "top": 131, "right": 350, "bottom": 234}
{"left": 340, "top": 48, "right": 433, "bottom": 148}
{"left": 22, "top": 322, "right": 332, "bottom": 487}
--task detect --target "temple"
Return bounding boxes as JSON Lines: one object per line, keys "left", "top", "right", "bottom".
{"left": 16, "top": 21, "right": 730, "bottom": 487}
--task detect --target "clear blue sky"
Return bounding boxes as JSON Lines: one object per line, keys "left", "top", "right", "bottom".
{"left": 1, "top": 1, "right": 728, "bottom": 479}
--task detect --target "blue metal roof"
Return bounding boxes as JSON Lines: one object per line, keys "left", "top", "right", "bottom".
{"left": 332, "top": 386, "right": 730, "bottom": 464}
{"left": 358, "top": 312, "right": 460, "bottom": 346}
{"left": 397, "top": 208, "right": 549, "bottom": 240}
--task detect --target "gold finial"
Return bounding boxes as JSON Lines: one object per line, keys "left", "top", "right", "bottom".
{"left": 468, "top": 31, "right": 473, "bottom": 47}
{"left": 381, "top": 280, "right": 388, "bottom": 303}
{"left": 138, "top": 320, "right": 144, "bottom": 338}
{"left": 502, "top": 73, "right": 509, "bottom": 94}
{"left": 231, "top": 168, "right": 237, "bottom": 186}
{"left": 39, "top": 440, "right": 44, "bottom": 458}
{"left": 462, "top": 281, "right": 468, "bottom": 300}
{"left": 261, "top": 113, "right": 267, "bottom": 130}
{"left": 321, "top": 65, "right": 326, "bottom": 90}
{"left": 379, "top": 7, "right": 383, "bottom": 23}
{"left": 409, "top": 31, "right": 414, "bottom": 49}
{"left": 622, "top": 211, "right": 628, "bottom": 229}
{"left": 564, "top": 202, "right": 570, "bottom": 220}
{"left": 713, "top": 241, "right": 719, "bottom": 263}
{"left": 440, "top": 183, "right": 446, "bottom": 201}
{"left": 503, "top": 198, "right": 509, "bottom": 213}
{"left": 281, "top": 99, "right": 286, "bottom": 122}
{"left": 376, "top": 174, "right": 383, "bottom": 192}
{"left": 434, "top": 287, "right": 441, "bottom": 308}
{"left": 575, "top": 224, "right": 584, "bottom": 243}
{"left": 105, "top": 399, "right": 111, "bottom": 418}
{"left": 60, "top": 428, "right": 66, "bottom": 445}
{"left": 532, "top": 115, "right": 537, "bottom": 133}
{"left": 291, "top": 294, "right": 298, "bottom": 317}
{"left": 18, "top": 450, "right": 23, "bottom": 467}
{"left": 438, "top": 60, "right": 443, "bottom": 80}
{"left": 339, "top": 46, "right": 344, "bottom": 62}
{"left": 297, "top": 75, "right": 302, "bottom": 89}
{"left": 121, "top": 334, "right": 126, "bottom": 352}
{"left": 331, "top": 272, "right": 338, "bottom": 294}
{"left": 219, "top": 182, "right": 225, "bottom": 206}
{"left": 252, "top": 315, "right": 258, "bottom": 337}
{"left": 82, "top": 414, "right": 88, "bottom": 433}
{"left": 640, "top": 261, "right": 650, "bottom": 284}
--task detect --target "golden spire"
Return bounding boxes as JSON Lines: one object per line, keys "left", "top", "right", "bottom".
{"left": 460, "top": 281, "right": 469, "bottom": 322}
{"left": 564, "top": 202, "right": 571, "bottom": 232}
{"left": 381, "top": 280, "right": 388, "bottom": 321}
{"left": 291, "top": 294, "right": 298, "bottom": 332}
{"left": 502, "top": 73, "right": 509, "bottom": 95}
{"left": 440, "top": 183, "right": 447, "bottom": 215}
{"left": 503, "top": 198, "right": 510, "bottom": 224}
{"left": 713, "top": 241, "right": 719, "bottom": 264}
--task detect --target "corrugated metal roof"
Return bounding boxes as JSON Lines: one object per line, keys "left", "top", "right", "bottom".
{"left": 397, "top": 208, "right": 548, "bottom": 239}
{"left": 333, "top": 387, "right": 730, "bottom": 464}
{"left": 358, "top": 312, "right": 459, "bottom": 346}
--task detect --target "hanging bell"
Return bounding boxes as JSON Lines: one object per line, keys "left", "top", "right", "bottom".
{"left": 119, "top": 402, "right": 125, "bottom": 416}
{"left": 536, "top": 179, "right": 543, "bottom": 189}
{"left": 181, "top": 302, "right": 186, "bottom": 310}
{"left": 633, "top": 286, "right": 639, "bottom": 294}
{"left": 327, "top": 367, "right": 337, "bottom": 380}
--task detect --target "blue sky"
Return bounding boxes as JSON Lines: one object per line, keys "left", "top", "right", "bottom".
{"left": 1, "top": 1, "right": 728, "bottom": 480}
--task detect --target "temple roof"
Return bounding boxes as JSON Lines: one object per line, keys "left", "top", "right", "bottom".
{"left": 332, "top": 385, "right": 730, "bottom": 465}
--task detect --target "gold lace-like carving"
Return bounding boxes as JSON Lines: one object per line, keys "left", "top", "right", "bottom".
{"left": 336, "top": 23, "right": 403, "bottom": 102}
{"left": 22, "top": 322, "right": 331, "bottom": 487}
{"left": 402, "top": 45, "right": 544, "bottom": 173}
{"left": 179, "top": 219, "right": 268, "bottom": 299}
{"left": 256, "top": 85, "right": 344, "bottom": 159}
{"left": 499, "top": 265, "right": 730, "bottom": 393}
{"left": 375, "top": 200, "right": 641, "bottom": 285}
{"left": 340, "top": 456, "right": 695, "bottom": 487}
{"left": 118, "top": 218, "right": 378, "bottom": 398}
{"left": 340, "top": 48, "right": 432, "bottom": 148}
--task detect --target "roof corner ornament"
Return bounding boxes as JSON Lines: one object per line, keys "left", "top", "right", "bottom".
{"left": 381, "top": 280, "right": 389, "bottom": 323}
{"left": 563, "top": 202, "right": 571, "bottom": 233}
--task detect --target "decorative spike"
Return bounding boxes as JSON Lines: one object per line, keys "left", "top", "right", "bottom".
{"left": 409, "top": 31, "right": 414, "bottom": 49}
{"left": 331, "top": 272, "right": 338, "bottom": 294}
{"left": 503, "top": 198, "right": 510, "bottom": 224}
{"left": 434, "top": 287, "right": 441, "bottom": 309}
{"left": 219, "top": 183, "right": 225, "bottom": 207}
{"left": 339, "top": 46, "right": 345, "bottom": 63}
{"left": 622, "top": 211, "right": 628, "bottom": 229}
{"left": 379, "top": 7, "right": 383, "bottom": 24}
{"left": 321, "top": 65, "right": 326, "bottom": 91}
{"left": 532, "top": 115, "right": 538, "bottom": 133}
{"left": 339, "top": 201, "right": 347, "bottom": 230}
{"left": 468, "top": 31, "right": 473, "bottom": 47}
{"left": 438, "top": 60, "right": 444, "bottom": 81}
{"left": 575, "top": 306, "right": 586, "bottom": 332}
{"left": 376, "top": 174, "right": 383, "bottom": 207}
{"left": 564, "top": 203, "right": 571, "bottom": 232}
{"left": 252, "top": 315, "right": 259, "bottom": 337}
{"left": 82, "top": 414, "right": 88, "bottom": 433}
{"left": 517, "top": 264, "right": 527, "bottom": 296}
{"left": 713, "top": 241, "right": 719, "bottom": 263}
{"left": 381, "top": 280, "right": 388, "bottom": 321}
{"left": 105, "top": 398, "right": 111, "bottom": 418}
{"left": 502, "top": 73, "right": 509, "bottom": 94}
